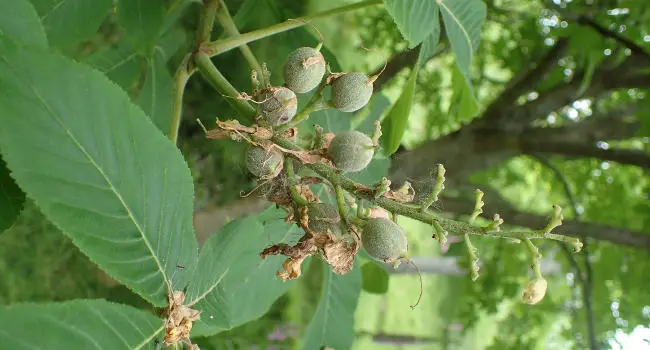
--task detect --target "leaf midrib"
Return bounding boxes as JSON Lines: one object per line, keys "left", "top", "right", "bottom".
{"left": 0, "top": 55, "right": 169, "bottom": 289}
{"left": 439, "top": 1, "right": 473, "bottom": 54}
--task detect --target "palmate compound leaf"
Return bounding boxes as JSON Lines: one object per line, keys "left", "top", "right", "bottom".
{"left": 0, "top": 39, "right": 198, "bottom": 307}
{"left": 301, "top": 260, "right": 362, "bottom": 350}
{"left": 190, "top": 206, "right": 304, "bottom": 336}
{"left": 0, "top": 299, "right": 163, "bottom": 350}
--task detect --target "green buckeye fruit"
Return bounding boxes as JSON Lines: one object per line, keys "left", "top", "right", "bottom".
{"left": 331, "top": 72, "right": 373, "bottom": 112}
{"left": 245, "top": 146, "right": 283, "bottom": 178}
{"left": 283, "top": 47, "right": 326, "bottom": 93}
{"left": 361, "top": 218, "right": 408, "bottom": 263}
{"left": 328, "top": 130, "right": 374, "bottom": 172}
{"left": 258, "top": 87, "right": 298, "bottom": 126}
{"left": 307, "top": 203, "right": 342, "bottom": 236}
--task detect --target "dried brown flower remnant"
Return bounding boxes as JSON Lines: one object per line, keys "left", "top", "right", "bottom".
{"left": 260, "top": 205, "right": 358, "bottom": 280}
{"left": 163, "top": 291, "right": 201, "bottom": 347}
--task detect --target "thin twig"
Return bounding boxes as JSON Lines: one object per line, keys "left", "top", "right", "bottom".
{"left": 214, "top": 0, "right": 265, "bottom": 83}
{"left": 204, "top": 0, "right": 383, "bottom": 57}
{"left": 530, "top": 154, "right": 598, "bottom": 350}
{"left": 194, "top": 52, "right": 257, "bottom": 119}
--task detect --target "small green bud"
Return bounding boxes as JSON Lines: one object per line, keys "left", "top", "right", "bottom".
{"left": 330, "top": 72, "right": 373, "bottom": 112}
{"left": 283, "top": 47, "right": 326, "bottom": 93}
{"left": 328, "top": 131, "right": 374, "bottom": 172}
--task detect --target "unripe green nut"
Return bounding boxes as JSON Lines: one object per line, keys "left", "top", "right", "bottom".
{"left": 283, "top": 47, "right": 326, "bottom": 93}
{"left": 308, "top": 203, "right": 341, "bottom": 236}
{"left": 259, "top": 87, "right": 298, "bottom": 126}
{"left": 328, "top": 131, "right": 374, "bottom": 172}
{"left": 331, "top": 72, "right": 373, "bottom": 112}
{"left": 361, "top": 218, "right": 408, "bottom": 262}
{"left": 245, "top": 146, "right": 283, "bottom": 178}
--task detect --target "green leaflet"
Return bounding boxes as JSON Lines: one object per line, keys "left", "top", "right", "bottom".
{"left": 190, "top": 207, "right": 302, "bottom": 336}
{"left": 116, "top": 0, "right": 169, "bottom": 55}
{"left": 136, "top": 50, "right": 174, "bottom": 135}
{"left": 383, "top": 0, "right": 440, "bottom": 48}
{"left": 361, "top": 260, "right": 390, "bottom": 294}
{"left": 448, "top": 63, "right": 479, "bottom": 122}
{"left": 0, "top": 41, "right": 198, "bottom": 307}
{"left": 0, "top": 155, "right": 25, "bottom": 233}
{"left": 380, "top": 61, "right": 420, "bottom": 155}
{"left": 439, "top": 0, "right": 486, "bottom": 76}
{"left": 0, "top": 299, "right": 163, "bottom": 349}
{"left": 0, "top": 0, "right": 48, "bottom": 48}
{"left": 85, "top": 42, "right": 145, "bottom": 92}
{"left": 30, "top": 0, "right": 112, "bottom": 48}
{"left": 301, "top": 261, "right": 362, "bottom": 350}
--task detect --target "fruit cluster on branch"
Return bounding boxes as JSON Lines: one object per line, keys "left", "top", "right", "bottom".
{"left": 200, "top": 38, "right": 583, "bottom": 309}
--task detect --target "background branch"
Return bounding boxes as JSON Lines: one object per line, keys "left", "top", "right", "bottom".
{"left": 546, "top": 2, "right": 650, "bottom": 62}
{"left": 522, "top": 141, "right": 650, "bottom": 169}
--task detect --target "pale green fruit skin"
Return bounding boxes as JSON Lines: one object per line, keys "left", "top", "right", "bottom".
{"left": 328, "top": 131, "right": 374, "bottom": 172}
{"left": 361, "top": 218, "right": 408, "bottom": 262}
{"left": 308, "top": 203, "right": 341, "bottom": 236}
{"left": 283, "top": 47, "right": 326, "bottom": 93}
{"left": 245, "top": 146, "right": 283, "bottom": 178}
{"left": 331, "top": 72, "right": 373, "bottom": 112}
{"left": 259, "top": 87, "right": 298, "bottom": 126}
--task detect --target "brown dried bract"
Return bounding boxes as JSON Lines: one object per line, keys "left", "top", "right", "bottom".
{"left": 384, "top": 182, "right": 415, "bottom": 203}
{"left": 252, "top": 126, "right": 273, "bottom": 140}
{"left": 326, "top": 72, "right": 346, "bottom": 84}
{"left": 261, "top": 205, "right": 359, "bottom": 281}
{"left": 321, "top": 132, "right": 336, "bottom": 149}
{"left": 296, "top": 184, "right": 317, "bottom": 203}
{"left": 368, "top": 206, "right": 391, "bottom": 219}
{"left": 303, "top": 55, "right": 325, "bottom": 68}
{"left": 216, "top": 119, "right": 256, "bottom": 134}
{"left": 322, "top": 237, "right": 358, "bottom": 274}
{"left": 278, "top": 127, "right": 298, "bottom": 139}
{"left": 277, "top": 256, "right": 308, "bottom": 281}
{"left": 163, "top": 291, "right": 201, "bottom": 348}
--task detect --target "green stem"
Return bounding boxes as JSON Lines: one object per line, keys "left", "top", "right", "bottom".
{"left": 204, "top": 0, "right": 383, "bottom": 56}
{"left": 334, "top": 184, "right": 349, "bottom": 227}
{"left": 525, "top": 238, "right": 543, "bottom": 279}
{"left": 214, "top": 0, "right": 265, "bottom": 82}
{"left": 168, "top": 54, "right": 192, "bottom": 144}
{"left": 270, "top": 135, "right": 583, "bottom": 247}
{"left": 285, "top": 157, "right": 309, "bottom": 206}
{"left": 196, "top": 0, "right": 219, "bottom": 45}
{"left": 421, "top": 164, "right": 446, "bottom": 212}
{"left": 348, "top": 215, "right": 366, "bottom": 228}
{"left": 194, "top": 52, "right": 257, "bottom": 119}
